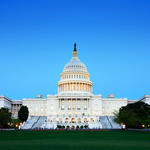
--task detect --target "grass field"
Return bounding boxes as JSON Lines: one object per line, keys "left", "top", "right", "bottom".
{"left": 0, "top": 130, "right": 150, "bottom": 150}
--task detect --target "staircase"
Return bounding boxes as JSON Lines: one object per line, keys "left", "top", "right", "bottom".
{"left": 99, "top": 116, "right": 121, "bottom": 129}
{"left": 21, "top": 116, "right": 39, "bottom": 129}
{"left": 107, "top": 116, "right": 121, "bottom": 129}
{"left": 99, "top": 116, "right": 112, "bottom": 129}
{"left": 32, "top": 116, "right": 47, "bottom": 129}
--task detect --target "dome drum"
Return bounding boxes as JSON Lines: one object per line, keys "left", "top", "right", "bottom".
{"left": 60, "top": 72, "right": 90, "bottom": 81}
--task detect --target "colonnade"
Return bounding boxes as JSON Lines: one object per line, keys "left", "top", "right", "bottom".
{"left": 11, "top": 104, "right": 22, "bottom": 116}
{"left": 59, "top": 98, "right": 90, "bottom": 113}
{"left": 61, "top": 73, "right": 89, "bottom": 80}
{"left": 58, "top": 82, "right": 92, "bottom": 93}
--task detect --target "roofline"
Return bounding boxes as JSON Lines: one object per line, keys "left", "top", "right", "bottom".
{"left": 0, "top": 95, "right": 12, "bottom": 102}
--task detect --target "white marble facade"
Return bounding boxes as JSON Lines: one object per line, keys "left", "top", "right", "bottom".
{"left": 1, "top": 44, "right": 150, "bottom": 128}
{"left": 21, "top": 44, "right": 148, "bottom": 129}
{"left": 0, "top": 96, "right": 12, "bottom": 111}
{"left": 22, "top": 45, "right": 104, "bottom": 128}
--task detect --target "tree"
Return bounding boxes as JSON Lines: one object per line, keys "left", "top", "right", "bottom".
{"left": 18, "top": 106, "right": 29, "bottom": 122}
{"left": 11, "top": 118, "right": 21, "bottom": 128}
{"left": 0, "top": 108, "right": 11, "bottom": 128}
{"left": 114, "top": 101, "right": 150, "bottom": 128}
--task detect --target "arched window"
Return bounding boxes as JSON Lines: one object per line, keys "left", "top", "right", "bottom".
{"left": 90, "top": 118, "right": 94, "bottom": 122}
{"left": 84, "top": 118, "right": 88, "bottom": 123}
{"left": 78, "top": 118, "right": 81, "bottom": 123}
{"left": 71, "top": 118, "right": 75, "bottom": 123}
{"left": 77, "top": 106, "right": 80, "bottom": 110}
{"left": 65, "top": 118, "right": 68, "bottom": 123}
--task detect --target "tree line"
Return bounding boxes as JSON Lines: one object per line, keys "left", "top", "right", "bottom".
{"left": 1, "top": 102, "right": 150, "bottom": 129}
{"left": 114, "top": 101, "right": 150, "bottom": 129}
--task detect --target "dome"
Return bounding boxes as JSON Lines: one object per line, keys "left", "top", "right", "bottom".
{"left": 63, "top": 43, "right": 87, "bottom": 73}
{"left": 58, "top": 43, "right": 93, "bottom": 94}
{"left": 63, "top": 58, "right": 87, "bottom": 72}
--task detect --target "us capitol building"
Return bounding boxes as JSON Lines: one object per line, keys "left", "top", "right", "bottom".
{"left": 0, "top": 43, "right": 150, "bottom": 129}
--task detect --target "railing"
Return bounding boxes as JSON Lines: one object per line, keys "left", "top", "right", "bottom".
{"left": 106, "top": 116, "right": 113, "bottom": 128}
{"left": 31, "top": 116, "right": 40, "bottom": 129}
{"left": 57, "top": 123, "right": 88, "bottom": 126}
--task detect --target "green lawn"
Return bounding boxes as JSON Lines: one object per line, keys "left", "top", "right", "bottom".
{"left": 0, "top": 130, "right": 150, "bottom": 150}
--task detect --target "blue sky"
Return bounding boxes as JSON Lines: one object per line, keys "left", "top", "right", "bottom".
{"left": 0, "top": 0, "right": 150, "bottom": 100}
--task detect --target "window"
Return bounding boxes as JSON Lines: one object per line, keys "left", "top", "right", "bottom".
{"left": 77, "top": 106, "right": 80, "bottom": 110}
{"left": 73, "top": 105, "right": 76, "bottom": 110}
{"left": 68, "top": 106, "right": 71, "bottom": 110}
{"left": 84, "top": 106, "right": 87, "bottom": 110}
{"left": 61, "top": 106, "right": 64, "bottom": 110}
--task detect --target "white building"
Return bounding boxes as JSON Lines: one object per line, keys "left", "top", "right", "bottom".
{"left": 21, "top": 43, "right": 150, "bottom": 129}
{"left": 0, "top": 43, "right": 150, "bottom": 129}
{"left": 0, "top": 96, "right": 22, "bottom": 118}
{"left": 0, "top": 96, "right": 12, "bottom": 111}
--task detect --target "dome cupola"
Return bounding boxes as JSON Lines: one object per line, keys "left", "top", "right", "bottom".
{"left": 63, "top": 43, "right": 88, "bottom": 73}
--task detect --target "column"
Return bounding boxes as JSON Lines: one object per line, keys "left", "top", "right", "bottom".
{"left": 76, "top": 83, "right": 77, "bottom": 91}
{"left": 68, "top": 83, "right": 70, "bottom": 91}
{"left": 16, "top": 104, "right": 18, "bottom": 114}
{"left": 60, "top": 99, "right": 61, "bottom": 109}
{"left": 73, "top": 83, "right": 74, "bottom": 91}
{"left": 86, "top": 84, "right": 87, "bottom": 92}
{"left": 84, "top": 83, "right": 85, "bottom": 91}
